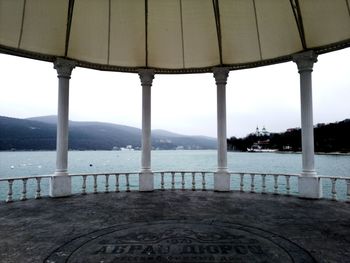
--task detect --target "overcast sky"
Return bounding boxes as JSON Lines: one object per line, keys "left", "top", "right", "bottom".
{"left": 0, "top": 48, "right": 349, "bottom": 138}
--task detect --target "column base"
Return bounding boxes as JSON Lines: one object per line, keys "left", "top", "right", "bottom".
{"left": 50, "top": 173, "right": 72, "bottom": 197}
{"left": 139, "top": 171, "right": 154, "bottom": 192}
{"left": 214, "top": 171, "right": 230, "bottom": 192}
{"left": 298, "top": 176, "right": 322, "bottom": 199}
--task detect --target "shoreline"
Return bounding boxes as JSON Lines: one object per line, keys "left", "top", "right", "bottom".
{"left": 1, "top": 149, "right": 350, "bottom": 156}
{"left": 229, "top": 150, "right": 350, "bottom": 156}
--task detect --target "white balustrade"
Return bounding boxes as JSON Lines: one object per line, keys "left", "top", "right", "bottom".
{"left": 318, "top": 176, "right": 350, "bottom": 201}
{"left": 230, "top": 172, "right": 300, "bottom": 196}
{"left": 0, "top": 175, "right": 48, "bottom": 202}
{"left": 68, "top": 173, "right": 137, "bottom": 194}
{"left": 1, "top": 172, "right": 349, "bottom": 203}
{"left": 152, "top": 171, "right": 212, "bottom": 191}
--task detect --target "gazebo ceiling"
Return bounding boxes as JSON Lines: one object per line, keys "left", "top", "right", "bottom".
{"left": 0, "top": 0, "right": 349, "bottom": 74}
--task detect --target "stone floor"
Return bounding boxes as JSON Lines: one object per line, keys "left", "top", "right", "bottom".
{"left": 0, "top": 190, "right": 349, "bottom": 263}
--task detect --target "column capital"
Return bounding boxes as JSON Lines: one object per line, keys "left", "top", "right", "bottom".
{"left": 213, "top": 67, "right": 230, "bottom": 85}
{"left": 54, "top": 58, "right": 76, "bottom": 79}
{"left": 138, "top": 69, "right": 155, "bottom": 86}
{"left": 292, "top": 51, "right": 318, "bottom": 73}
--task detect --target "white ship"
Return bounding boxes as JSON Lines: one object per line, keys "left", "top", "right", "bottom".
{"left": 247, "top": 143, "right": 278, "bottom": 153}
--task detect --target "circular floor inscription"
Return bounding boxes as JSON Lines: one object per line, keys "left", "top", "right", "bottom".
{"left": 45, "top": 221, "right": 315, "bottom": 263}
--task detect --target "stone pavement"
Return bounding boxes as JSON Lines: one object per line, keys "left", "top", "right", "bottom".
{"left": 0, "top": 191, "right": 349, "bottom": 263}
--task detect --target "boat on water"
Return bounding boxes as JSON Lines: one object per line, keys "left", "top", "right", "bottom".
{"left": 247, "top": 143, "right": 278, "bottom": 153}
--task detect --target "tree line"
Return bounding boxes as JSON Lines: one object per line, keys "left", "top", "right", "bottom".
{"left": 227, "top": 119, "right": 350, "bottom": 153}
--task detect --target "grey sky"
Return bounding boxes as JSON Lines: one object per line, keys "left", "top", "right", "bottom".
{"left": 0, "top": 48, "right": 349, "bottom": 138}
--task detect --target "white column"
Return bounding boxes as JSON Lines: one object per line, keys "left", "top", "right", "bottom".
{"left": 213, "top": 67, "right": 230, "bottom": 191}
{"left": 50, "top": 58, "right": 76, "bottom": 197}
{"left": 138, "top": 69, "right": 155, "bottom": 191}
{"left": 293, "top": 51, "right": 322, "bottom": 199}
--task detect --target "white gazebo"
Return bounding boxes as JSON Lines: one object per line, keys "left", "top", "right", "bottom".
{"left": 1, "top": 0, "right": 349, "bottom": 199}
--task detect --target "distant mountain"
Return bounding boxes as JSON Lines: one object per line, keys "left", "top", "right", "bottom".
{"left": 0, "top": 116, "right": 216, "bottom": 151}
{"left": 27, "top": 115, "right": 58, "bottom": 124}
{"left": 152, "top": 129, "right": 183, "bottom": 138}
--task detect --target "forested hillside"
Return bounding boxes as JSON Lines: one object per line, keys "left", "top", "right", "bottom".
{"left": 227, "top": 119, "right": 350, "bottom": 153}
{"left": 0, "top": 116, "right": 216, "bottom": 151}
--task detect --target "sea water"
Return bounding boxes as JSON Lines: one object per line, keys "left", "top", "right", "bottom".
{"left": 0, "top": 150, "right": 349, "bottom": 200}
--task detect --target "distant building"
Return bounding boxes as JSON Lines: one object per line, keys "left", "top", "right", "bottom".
{"left": 261, "top": 126, "right": 270, "bottom": 136}
{"left": 255, "top": 126, "right": 270, "bottom": 136}
{"left": 255, "top": 126, "right": 260, "bottom": 136}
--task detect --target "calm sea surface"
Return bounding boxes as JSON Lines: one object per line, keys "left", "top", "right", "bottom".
{"left": 0, "top": 150, "right": 349, "bottom": 200}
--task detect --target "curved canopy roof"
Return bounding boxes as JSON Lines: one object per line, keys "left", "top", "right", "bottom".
{"left": 0, "top": 0, "right": 349, "bottom": 74}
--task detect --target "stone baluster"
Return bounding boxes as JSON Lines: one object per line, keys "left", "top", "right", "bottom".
{"left": 20, "top": 178, "right": 28, "bottom": 201}
{"left": 192, "top": 172, "right": 196, "bottom": 191}
{"left": 202, "top": 172, "right": 206, "bottom": 191}
{"left": 171, "top": 172, "right": 175, "bottom": 190}
{"left": 331, "top": 178, "right": 337, "bottom": 201}
{"left": 262, "top": 174, "right": 267, "bottom": 194}
{"left": 105, "top": 174, "right": 110, "bottom": 193}
{"left": 286, "top": 176, "right": 291, "bottom": 195}
{"left": 6, "top": 179, "right": 14, "bottom": 203}
{"left": 250, "top": 174, "right": 255, "bottom": 193}
{"left": 35, "top": 177, "right": 41, "bottom": 199}
{"left": 125, "top": 174, "right": 130, "bottom": 192}
{"left": 115, "top": 174, "right": 119, "bottom": 192}
{"left": 240, "top": 173, "right": 244, "bottom": 192}
{"left": 93, "top": 175, "right": 98, "bottom": 194}
{"left": 181, "top": 172, "right": 185, "bottom": 190}
{"left": 274, "top": 175, "right": 279, "bottom": 194}
{"left": 160, "top": 172, "right": 165, "bottom": 190}
{"left": 82, "top": 175, "right": 87, "bottom": 195}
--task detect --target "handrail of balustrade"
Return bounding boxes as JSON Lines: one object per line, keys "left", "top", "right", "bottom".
{"left": 69, "top": 172, "right": 139, "bottom": 177}
{"left": 318, "top": 175, "right": 350, "bottom": 180}
{"left": 0, "top": 174, "right": 51, "bottom": 182}
{"left": 153, "top": 171, "right": 214, "bottom": 175}
{"left": 230, "top": 172, "right": 300, "bottom": 177}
